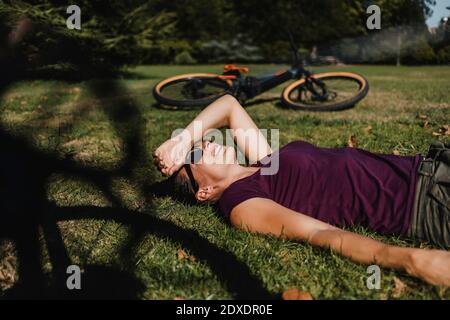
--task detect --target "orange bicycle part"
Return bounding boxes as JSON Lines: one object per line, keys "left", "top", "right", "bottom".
{"left": 223, "top": 64, "right": 249, "bottom": 74}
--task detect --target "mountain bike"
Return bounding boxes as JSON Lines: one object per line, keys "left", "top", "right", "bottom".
{"left": 153, "top": 37, "right": 369, "bottom": 111}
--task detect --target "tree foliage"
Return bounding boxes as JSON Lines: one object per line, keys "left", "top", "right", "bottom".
{"left": 0, "top": 0, "right": 443, "bottom": 77}
{"left": 0, "top": 0, "right": 175, "bottom": 77}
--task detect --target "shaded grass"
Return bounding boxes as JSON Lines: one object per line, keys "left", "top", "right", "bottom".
{"left": 0, "top": 64, "right": 449, "bottom": 300}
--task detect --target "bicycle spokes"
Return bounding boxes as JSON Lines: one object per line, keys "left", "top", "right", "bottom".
{"left": 182, "top": 79, "right": 206, "bottom": 99}
{"left": 290, "top": 77, "right": 361, "bottom": 106}
{"left": 162, "top": 77, "right": 229, "bottom": 101}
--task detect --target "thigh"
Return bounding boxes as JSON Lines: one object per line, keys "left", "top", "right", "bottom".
{"left": 421, "top": 161, "right": 450, "bottom": 248}
{"left": 403, "top": 143, "right": 450, "bottom": 247}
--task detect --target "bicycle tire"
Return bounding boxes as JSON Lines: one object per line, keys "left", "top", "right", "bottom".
{"left": 281, "top": 72, "right": 369, "bottom": 111}
{"left": 153, "top": 73, "right": 233, "bottom": 108}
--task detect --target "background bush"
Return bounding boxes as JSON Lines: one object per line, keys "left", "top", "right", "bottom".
{"left": 197, "top": 35, "right": 263, "bottom": 63}
{"left": 437, "top": 45, "right": 450, "bottom": 64}
{"left": 402, "top": 41, "right": 437, "bottom": 65}
{"left": 174, "top": 50, "right": 197, "bottom": 65}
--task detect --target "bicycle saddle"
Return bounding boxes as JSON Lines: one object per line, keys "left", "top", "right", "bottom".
{"left": 223, "top": 64, "right": 249, "bottom": 74}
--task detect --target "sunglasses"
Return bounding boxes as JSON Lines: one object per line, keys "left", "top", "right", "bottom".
{"left": 184, "top": 137, "right": 215, "bottom": 192}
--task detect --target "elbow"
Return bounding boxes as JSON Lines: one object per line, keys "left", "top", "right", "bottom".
{"left": 222, "top": 94, "right": 241, "bottom": 112}
{"left": 223, "top": 94, "right": 243, "bottom": 125}
{"left": 223, "top": 93, "right": 239, "bottom": 104}
{"left": 306, "top": 226, "right": 340, "bottom": 246}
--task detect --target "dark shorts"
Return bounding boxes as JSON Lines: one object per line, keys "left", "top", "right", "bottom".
{"left": 407, "top": 142, "right": 450, "bottom": 248}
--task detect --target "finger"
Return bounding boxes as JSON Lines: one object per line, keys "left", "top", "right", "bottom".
{"left": 166, "top": 165, "right": 174, "bottom": 176}
{"left": 154, "top": 153, "right": 162, "bottom": 162}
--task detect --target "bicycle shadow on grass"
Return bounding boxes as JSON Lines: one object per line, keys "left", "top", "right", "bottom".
{"left": 0, "top": 56, "right": 276, "bottom": 300}
{"left": 273, "top": 100, "right": 359, "bottom": 112}
{"left": 243, "top": 97, "right": 281, "bottom": 108}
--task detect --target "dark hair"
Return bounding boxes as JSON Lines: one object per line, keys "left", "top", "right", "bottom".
{"left": 170, "top": 166, "right": 197, "bottom": 203}
{"left": 146, "top": 167, "right": 195, "bottom": 204}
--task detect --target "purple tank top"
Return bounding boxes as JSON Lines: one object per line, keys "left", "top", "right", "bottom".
{"left": 218, "top": 141, "right": 422, "bottom": 236}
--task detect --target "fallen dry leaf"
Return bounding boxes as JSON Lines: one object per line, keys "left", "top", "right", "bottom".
{"left": 417, "top": 114, "right": 428, "bottom": 120}
{"left": 173, "top": 297, "right": 185, "bottom": 300}
{"left": 392, "top": 277, "right": 407, "bottom": 298}
{"left": 177, "top": 249, "right": 197, "bottom": 262}
{"left": 422, "top": 121, "right": 429, "bottom": 128}
{"left": 347, "top": 135, "right": 358, "bottom": 148}
{"left": 0, "top": 245, "right": 18, "bottom": 291}
{"left": 282, "top": 288, "right": 313, "bottom": 300}
{"left": 177, "top": 249, "right": 188, "bottom": 260}
{"left": 432, "top": 125, "right": 450, "bottom": 137}
{"left": 393, "top": 150, "right": 401, "bottom": 156}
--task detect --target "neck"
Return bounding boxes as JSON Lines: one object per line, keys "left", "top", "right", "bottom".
{"left": 222, "top": 164, "right": 260, "bottom": 190}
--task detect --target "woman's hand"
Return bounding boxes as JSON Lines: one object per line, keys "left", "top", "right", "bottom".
{"left": 153, "top": 135, "right": 192, "bottom": 176}
{"left": 407, "top": 249, "right": 450, "bottom": 287}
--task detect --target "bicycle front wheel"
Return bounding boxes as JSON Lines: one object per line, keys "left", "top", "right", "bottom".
{"left": 281, "top": 72, "right": 369, "bottom": 111}
{"left": 153, "top": 73, "right": 233, "bottom": 108}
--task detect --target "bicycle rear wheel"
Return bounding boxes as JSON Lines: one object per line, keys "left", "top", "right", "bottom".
{"left": 281, "top": 72, "right": 369, "bottom": 111}
{"left": 153, "top": 73, "right": 232, "bottom": 108}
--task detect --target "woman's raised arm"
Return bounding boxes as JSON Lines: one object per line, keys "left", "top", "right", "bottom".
{"left": 154, "top": 94, "right": 271, "bottom": 176}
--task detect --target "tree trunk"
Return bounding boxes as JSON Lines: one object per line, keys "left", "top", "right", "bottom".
{"left": 396, "top": 31, "right": 402, "bottom": 67}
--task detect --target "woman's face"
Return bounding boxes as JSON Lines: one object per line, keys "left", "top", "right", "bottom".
{"left": 189, "top": 140, "right": 237, "bottom": 187}
{"left": 195, "top": 140, "right": 237, "bottom": 166}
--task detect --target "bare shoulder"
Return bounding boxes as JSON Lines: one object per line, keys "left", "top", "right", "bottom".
{"left": 230, "top": 198, "right": 270, "bottom": 223}
{"left": 229, "top": 198, "right": 288, "bottom": 227}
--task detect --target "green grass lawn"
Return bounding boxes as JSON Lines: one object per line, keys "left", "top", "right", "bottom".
{"left": 0, "top": 64, "right": 449, "bottom": 299}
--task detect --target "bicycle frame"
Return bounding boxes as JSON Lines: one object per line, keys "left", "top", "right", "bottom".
{"left": 225, "top": 64, "right": 327, "bottom": 102}
{"left": 219, "top": 27, "right": 331, "bottom": 101}
{"left": 259, "top": 25, "right": 340, "bottom": 101}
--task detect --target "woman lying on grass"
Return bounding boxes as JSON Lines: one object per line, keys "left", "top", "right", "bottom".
{"left": 153, "top": 94, "right": 450, "bottom": 287}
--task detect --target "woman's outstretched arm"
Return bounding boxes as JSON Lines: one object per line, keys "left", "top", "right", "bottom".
{"left": 231, "top": 198, "right": 450, "bottom": 287}
{"left": 155, "top": 94, "right": 271, "bottom": 176}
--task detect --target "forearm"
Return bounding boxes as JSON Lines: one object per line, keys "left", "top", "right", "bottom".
{"left": 228, "top": 101, "right": 272, "bottom": 162}
{"left": 175, "top": 94, "right": 237, "bottom": 146}
{"left": 232, "top": 199, "right": 450, "bottom": 286}
{"left": 175, "top": 94, "right": 271, "bottom": 161}
{"left": 310, "top": 229, "right": 414, "bottom": 271}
